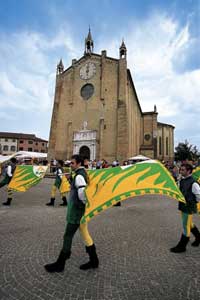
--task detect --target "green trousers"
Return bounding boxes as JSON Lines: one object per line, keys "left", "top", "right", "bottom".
{"left": 62, "top": 223, "right": 80, "bottom": 253}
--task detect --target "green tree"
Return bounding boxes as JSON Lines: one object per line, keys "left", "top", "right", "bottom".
{"left": 175, "top": 140, "right": 200, "bottom": 161}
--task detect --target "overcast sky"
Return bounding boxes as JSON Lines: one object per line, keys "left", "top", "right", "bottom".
{"left": 0, "top": 0, "right": 199, "bottom": 149}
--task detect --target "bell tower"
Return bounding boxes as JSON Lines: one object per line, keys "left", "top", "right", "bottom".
{"left": 117, "top": 39, "right": 128, "bottom": 161}
{"left": 56, "top": 59, "right": 64, "bottom": 75}
{"left": 119, "top": 39, "right": 127, "bottom": 59}
{"left": 84, "top": 27, "right": 94, "bottom": 55}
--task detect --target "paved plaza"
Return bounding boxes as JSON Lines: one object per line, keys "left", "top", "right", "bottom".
{"left": 0, "top": 178, "right": 200, "bottom": 300}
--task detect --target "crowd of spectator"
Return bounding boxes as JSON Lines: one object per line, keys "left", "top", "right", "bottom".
{"left": 1, "top": 156, "right": 200, "bottom": 180}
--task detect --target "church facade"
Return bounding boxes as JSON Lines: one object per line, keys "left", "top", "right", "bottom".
{"left": 48, "top": 30, "right": 174, "bottom": 163}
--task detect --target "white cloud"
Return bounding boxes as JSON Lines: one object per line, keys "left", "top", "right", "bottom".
{"left": 127, "top": 17, "right": 200, "bottom": 124}
{"left": 0, "top": 29, "right": 76, "bottom": 140}
{"left": 0, "top": 28, "right": 78, "bottom": 115}
{"left": 98, "top": 13, "right": 200, "bottom": 147}
{"left": 0, "top": 13, "right": 199, "bottom": 148}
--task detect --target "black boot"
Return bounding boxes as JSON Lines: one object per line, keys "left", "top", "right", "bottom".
{"left": 80, "top": 244, "right": 99, "bottom": 270}
{"left": 170, "top": 234, "right": 189, "bottom": 253}
{"left": 191, "top": 226, "right": 200, "bottom": 247}
{"left": 114, "top": 202, "right": 121, "bottom": 207}
{"left": 46, "top": 198, "right": 55, "bottom": 206}
{"left": 3, "top": 198, "right": 12, "bottom": 206}
{"left": 44, "top": 250, "right": 71, "bottom": 273}
{"left": 60, "top": 196, "right": 67, "bottom": 206}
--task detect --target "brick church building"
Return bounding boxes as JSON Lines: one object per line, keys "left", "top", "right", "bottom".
{"left": 48, "top": 29, "right": 174, "bottom": 163}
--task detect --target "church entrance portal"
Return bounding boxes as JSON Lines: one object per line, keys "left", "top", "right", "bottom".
{"left": 79, "top": 145, "right": 90, "bottom": 159}
{"left": 73, "top": 128, "right": 96, "bottom": 161}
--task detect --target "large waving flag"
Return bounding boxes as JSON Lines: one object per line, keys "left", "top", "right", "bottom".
{"left": 81, "top": 160, "right": 185, "bottom": 223}
{"left": 8, "top": 165, "right": 48, "bottom": 192}
{"left": 193, "top": 166, "right": 200, "bottom": 184}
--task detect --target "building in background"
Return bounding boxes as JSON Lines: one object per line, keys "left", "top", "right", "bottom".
{"left": 0, "top": 132, "right": 48, "bottom": 155}
{"left": 48, "top": 29, "right": 174, "bottom": 163}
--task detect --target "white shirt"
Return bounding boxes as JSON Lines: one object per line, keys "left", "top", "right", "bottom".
{"left": 192, "top": 182, "right": 200, "bottom": 201}
{"left": 54, "top": 168, "right": 63, "bottom": 178}
{"left": 7, "top": 165, "right": 13, "bottom": 177}
{"left": 75, "top": 174, "right": 87, "bottom": 204}
{"left": 178, "top": 175, "right": 200, "bottom": 202}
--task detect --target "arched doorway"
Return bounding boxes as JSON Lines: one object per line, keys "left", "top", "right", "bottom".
{"left": 79, "top": 145, "right": 90, "bottom": 159}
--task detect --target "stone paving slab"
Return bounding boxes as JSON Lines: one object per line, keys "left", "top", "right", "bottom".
{"left": 0, "top": 178, "right": 200, "bottom": 300}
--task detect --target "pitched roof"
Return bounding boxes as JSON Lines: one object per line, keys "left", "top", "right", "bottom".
{"left": 0, "top": 132, "right": 48, "bottom": 142}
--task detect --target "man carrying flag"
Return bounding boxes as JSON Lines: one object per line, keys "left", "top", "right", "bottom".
{"left": 46, "top": 160, "right": 68, "bottom": 206}
{"left": 0, "top": 157, "right": 17, "bottom": 206}
{"left": 44, "top": 154, "right": 99, "bottom": 273}
{"left": 170, "top": 163, "right": 200, "bottom": 253}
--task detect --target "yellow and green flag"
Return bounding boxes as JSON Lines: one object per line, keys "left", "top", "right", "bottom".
{"left": 59, "top": 176, "right": 70, "bottom": 194}
{"left": 8, "top": 165, "right": 48, "bottom": 192}
{"left": 193, "top": 166, "right": 200, "bottom": 184}
{"left": 192, "top": 166, "right": 200, "bottom": 213}
{"left": 81, "top": 160, "right": 185, "bottom": 223}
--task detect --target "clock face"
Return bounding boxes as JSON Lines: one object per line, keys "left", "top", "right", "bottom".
{"left": 79, "top": 62, "right": 96, "bottom": 80}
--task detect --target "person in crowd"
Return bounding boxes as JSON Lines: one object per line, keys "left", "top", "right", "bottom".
{"left": 0, "top": 157, "right": 17, "bottom": 206}
{"left": 42, "top": 159, "right": 49, "bottom": 166}
{"left": 44, "top": 154, "right": 99, "bottom": 272}
{"left": 171, "top": 164, "right": 180, "bottom": 182}
{"left": 83, "top": 158, "right": 90, "bottom": 169}
{"left": 50, "top": 159, "right": 57, "bottom": 173}
{"left": 102, "top": 159, "right": 109, "bottom": 168}
{"left": 46, "top": 160, "right": 67, "bottom": 206}
{"left": 170, "top": 163, "right": 200, "bottom": 253}
{"left": 96, "top": 160, "right": 101, "bottom": 169}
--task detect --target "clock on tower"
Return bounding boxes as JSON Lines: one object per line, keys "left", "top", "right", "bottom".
{"left": 79, "top": 62, "right": 96, "bottom": 80}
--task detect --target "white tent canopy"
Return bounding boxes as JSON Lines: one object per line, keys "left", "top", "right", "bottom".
{"left": 15, "top": 151, "right": 47, "bottom": 159}
{"left": 0, "top": 151, "right": 47, "bottom": 164}
{"left": 128, "top": 155, "right": 151, "bottom": 161}
{"left": 0, "top": 155, "right": 13, "bottom": 163}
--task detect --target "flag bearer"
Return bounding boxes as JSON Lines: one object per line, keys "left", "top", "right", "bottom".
{"left": 0, "top": 157, "right": 17, "bottom": 206}
{"left": 170, "top": 163, "right": 200, "bottom": 253}
{"left": 44, "top": 154, "right": 99, "bottom": 272}
{"left": 46, "top": 160, "right": 67, "bottom": 206}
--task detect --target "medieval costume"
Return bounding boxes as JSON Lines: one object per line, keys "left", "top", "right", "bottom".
{"left": 44, "top": 155, "right": 99, "bottom": 272}
{"left": 170, "top": 164, "right": 200, "bottom": 253}
{"left": 0, "top": 157, "right": 17, "bottom": 206}
{"left": 46, "top": 160, "right": 67, "bottom": 206}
